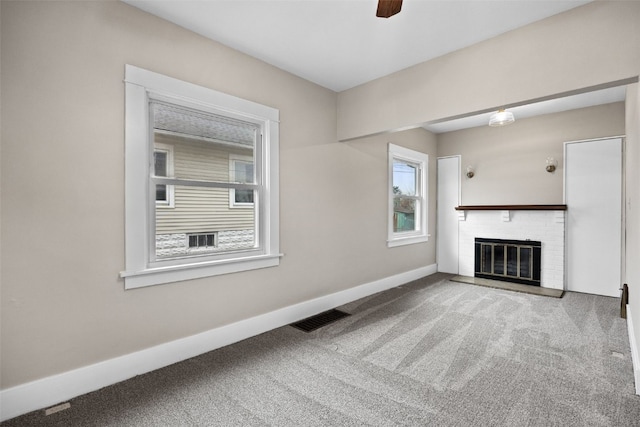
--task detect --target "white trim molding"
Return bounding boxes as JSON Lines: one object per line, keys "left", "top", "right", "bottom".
{"left": 627, "top": 305, "right": 640, "bottom": 395}
{"left": 0, "top": 264, "right": 437, "bottom": 422}
{"left": 122, "top": 65, "right": 280, "bottom": 288}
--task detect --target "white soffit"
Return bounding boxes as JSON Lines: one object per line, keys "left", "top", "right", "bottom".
{"left": 122, "top": 0, "right": 591, "bottom": 92}
{"left": 122, "top": 0, "right": 624, "bottom": 131}
{"left": 425, "top": 86, "right": 627, "bottom": 134}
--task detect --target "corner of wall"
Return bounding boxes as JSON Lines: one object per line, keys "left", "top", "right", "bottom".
{"left": 627, "top": 305, "right": 640, "bottom": 395}
{"left": 625, "top": 81, "right": 640, "bottom": 395}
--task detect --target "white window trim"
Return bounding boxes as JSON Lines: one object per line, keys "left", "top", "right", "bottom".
{"left": 229, "top": 154, "right": 254, "bottom": 209}
{"left": 121, "top": 65, "right": 280, "bottom": 289}
{"left": 387, "top": 143, "right": 429, "bottom": 248}
{"left": 154, "top": 142, "right": 175, "bottom": 208}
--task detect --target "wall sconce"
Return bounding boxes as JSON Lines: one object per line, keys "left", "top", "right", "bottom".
{"left": 546, "top": 157, "right": 558, "bottom": 173}
{"left": 466, "top": 165, "right": 475, "bottom": 179}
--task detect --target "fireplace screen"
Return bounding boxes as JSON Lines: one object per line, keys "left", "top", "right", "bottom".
{"left": 474, "top": 238, "right": 541, "bottom": 286}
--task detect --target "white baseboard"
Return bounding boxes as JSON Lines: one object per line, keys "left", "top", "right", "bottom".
{"left": 0, "top": 264, "right": 437, "bottom": 422}
{"left": 627, "top": 305, "right": 640, "bottom": 395}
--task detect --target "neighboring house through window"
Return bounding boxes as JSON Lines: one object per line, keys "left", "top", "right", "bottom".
{"left": 122, "top": 65, "right": 280, "bottom": 289}
{"left": 154, "top": 143, "right": 174, "bottom": 207}
{"left": 229, "top": 155, "right": 254, "bottom": 207}
{"left": 388, "top": 143, "right": 428, "bottom": 247}
{"left": 188, "top": 232, "right": 217, "bottom": 249}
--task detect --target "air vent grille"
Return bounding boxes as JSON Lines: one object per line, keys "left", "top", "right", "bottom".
{"left": 290, "top": 309, "right": 350, "bottom": 332}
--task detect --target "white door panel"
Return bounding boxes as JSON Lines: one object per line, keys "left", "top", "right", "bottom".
{"left": 565, "top": 138, "right": 622, "bottom": 297}
{"left": 437, "top": 156, "right": 460, "bottom": 274}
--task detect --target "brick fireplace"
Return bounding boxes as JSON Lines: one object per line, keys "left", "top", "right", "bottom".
{"left": 456, "top": 206, "right": 566, "bottom": 291}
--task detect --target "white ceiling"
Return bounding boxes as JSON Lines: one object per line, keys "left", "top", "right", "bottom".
{"left": 123, "top": 0, "right": 627, "bottom": 132}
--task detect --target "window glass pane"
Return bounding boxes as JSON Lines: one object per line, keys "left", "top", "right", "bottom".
{"left": 154, "top": 151, "right": 169, "bottom": 202}
{"left": 156, "top": 184, "right": 167, "bottom": 202}
{"left": 155, "top": 185, "right": 256, "bottom": 260}
{"left": 393, "top": 196, "right": 416, "bottom": 232}
{"left": 233, "top": 161, "right": 253, "bottom": 183}
{"left": 235, "top": 189, "right": 254, "bottom": 204}
{"left": 152, "top": 102, "right": 257, "bottom": 183}
{"left": 154, "top": 151, "right": 168, "bottom": 177}
{"left": 392, "top": 160, "right": 417, "bottom": 196}
{"left": 232, "top": 160, "right": 254, "bottom": 204}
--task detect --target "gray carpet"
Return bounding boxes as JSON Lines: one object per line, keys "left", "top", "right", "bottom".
{"left": 4, "top": 273, "right": 640, "bottom": 426}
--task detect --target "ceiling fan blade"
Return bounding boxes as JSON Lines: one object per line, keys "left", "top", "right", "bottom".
{"left": 376, "top": 0, "right": 403, "bottom": 18}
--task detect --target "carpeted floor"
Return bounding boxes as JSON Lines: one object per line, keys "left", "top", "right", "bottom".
{"left": 4, "top": 273, "right": 640, "bottom": 426}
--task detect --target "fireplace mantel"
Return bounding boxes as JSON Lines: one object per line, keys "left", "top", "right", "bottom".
{"left": 455, "top": 204, "right": 567, "bottom": 211}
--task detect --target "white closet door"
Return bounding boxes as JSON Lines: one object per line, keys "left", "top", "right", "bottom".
{"left": 437, "top": 156, "right": 460, "bottom": 274}
{"left": 565, "top": 137, "right": 622, "bottom": 297}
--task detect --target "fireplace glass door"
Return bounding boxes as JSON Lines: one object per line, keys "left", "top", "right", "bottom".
{"left": 474, "top": 238, "right": 541, "bottom": 286}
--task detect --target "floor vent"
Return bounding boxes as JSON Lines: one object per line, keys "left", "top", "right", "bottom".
{"left": 290, "top": 309, "right": 351, "bottom": 332}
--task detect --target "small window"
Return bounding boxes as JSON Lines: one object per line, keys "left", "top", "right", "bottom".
{"left": 122, "top": 65, "right": 280, "bottom": 289}
{"left": 188, "top": 233, "right": 217, "bottom": 248}
{"left": 229, "top": 155, "right": 254, "bottom": 207}
{"left": 154, "top": 143, "right": 174, "bottom": 207}
{"left": 388, "top": 144, "right": 428, "bottom": 247}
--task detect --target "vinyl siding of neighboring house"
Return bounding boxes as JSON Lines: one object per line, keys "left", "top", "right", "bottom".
{"left": 154, "top": 133, "right": 254, "bottom": 257}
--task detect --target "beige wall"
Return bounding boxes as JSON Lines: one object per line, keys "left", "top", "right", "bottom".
{"left": 625, "top": 83, "right": 640, "bottom": 364}
{"left": 437, "top": 102, "right": 625, "bottom": 205}
{"left": 0, "top": 1, "right": 437, "bottom": 389}
{"left": 337, "top": 1, "right": 640, "bottom": 141}
{"left": 344, "top": 127, "right": 438, "bottom": 273}
{"left": 279, "top": 126, "right": 437, "bottom": 302}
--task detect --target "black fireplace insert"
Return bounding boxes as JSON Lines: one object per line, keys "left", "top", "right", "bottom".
{"left": 474, "top": 238, "right": 541, "bottom": 286}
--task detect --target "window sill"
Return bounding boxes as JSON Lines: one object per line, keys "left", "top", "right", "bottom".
{"left": 121, "top": 253, "right": 283, "bottom": 289}
{"left": 387, "top": 234, "right": 429, "bottom": 248}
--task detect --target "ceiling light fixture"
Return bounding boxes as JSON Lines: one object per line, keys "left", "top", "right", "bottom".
{"left": 488, "top": 109, "right": 515, "bottom": 127}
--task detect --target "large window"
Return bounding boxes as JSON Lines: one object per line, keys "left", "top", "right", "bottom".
{"left": 388, "top": 144, "right": 428, "bottom": 247}
{"left": 122, "top": 65, "right": 280, "bottom": 289}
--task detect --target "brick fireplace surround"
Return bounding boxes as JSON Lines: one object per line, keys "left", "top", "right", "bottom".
{"left": 456, "top": 206, "right": 566, "bottom": 291}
